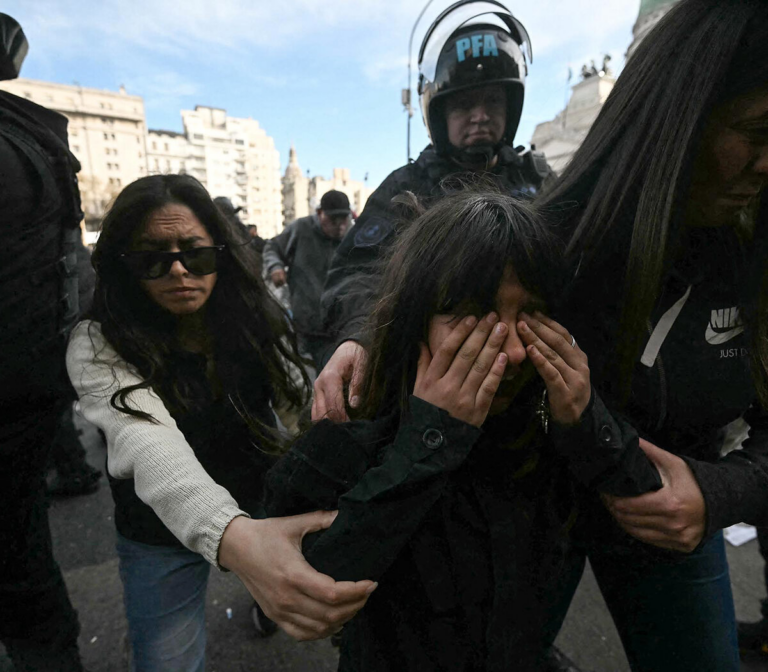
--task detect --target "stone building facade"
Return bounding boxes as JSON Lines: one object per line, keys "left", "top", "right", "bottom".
{"left": 529, "top": 0, "right": 681, "bottom": 174}
{"left": 282, "top": 144, "right": 310, "bottom": 223}
{"left": 146, "top": 108, "right": 283, "bottom": 238}
{"left": 0, "top": 79, "right": 285, "bottom": 239}
{"left": 281, "top": 145, "right": 375, "bottom": 227}
{"left": 1, "top": 78, "right": 371, "bottom": 239}
{"left": 146, "top": 129, "right": 191, "bottom": 177}
{"left": 530, "top": 73, "right": 616, "bottom": 175}
{"left": 178, "top": 106, "right": 283, "bottom": 238}
{"left": 0, "top": 78, "right": 148, "bottom": 241}
{"left": 627, "top": 0, "right": 680, "bottom": 59}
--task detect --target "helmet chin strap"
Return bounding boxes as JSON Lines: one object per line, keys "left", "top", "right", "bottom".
{"left": 445, "top": 141, "right": 502, "bottom": 170}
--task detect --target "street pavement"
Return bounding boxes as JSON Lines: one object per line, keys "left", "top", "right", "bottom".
{"left": 2, "top": 416, "right": 767, "bottom": 672}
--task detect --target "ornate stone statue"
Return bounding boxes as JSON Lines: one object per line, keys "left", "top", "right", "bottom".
{"left": 602, "top": 54, "right": 613, "bottom": 77}
{"left": 581, "top": 55, "right": 614, "bottom": 80}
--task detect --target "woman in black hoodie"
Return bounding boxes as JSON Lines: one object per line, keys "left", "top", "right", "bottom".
{"left": 527, "top": 0, "right": 768, "bottom": 669}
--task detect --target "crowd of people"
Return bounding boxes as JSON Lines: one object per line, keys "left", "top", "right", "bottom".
{"left": 2, "top": 0, "right": 768, "bottom": 671}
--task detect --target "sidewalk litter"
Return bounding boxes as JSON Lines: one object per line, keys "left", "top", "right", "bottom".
{"left": 724, "top": 523, "right": 757, "bottom": 547}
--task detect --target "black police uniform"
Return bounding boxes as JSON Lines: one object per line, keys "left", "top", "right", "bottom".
{"left": 319, "top": 143, "right": 552, "bottom": 365}
{"left": 0, "top": 89, "right": 86, "bottom": 671}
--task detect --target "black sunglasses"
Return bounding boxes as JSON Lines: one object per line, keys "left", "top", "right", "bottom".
{"left": 119, "top": 246, "right": 226, "bottom": 280}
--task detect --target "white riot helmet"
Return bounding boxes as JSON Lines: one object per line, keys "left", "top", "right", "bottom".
{"left": 417, "top": 0, "right": 532, "bottom": 156}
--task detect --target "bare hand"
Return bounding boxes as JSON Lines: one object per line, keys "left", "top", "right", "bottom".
{"left": 312, "top": 340, "right": 367, "bottom": 422}
{"left": 218, "top": 512, "right": 377, "bottom": 640}
{"left": 518, "top": 311, "right": 591, "bottom": 425}
{"left": 271, "top": 268, "right": 287, "bottom": 287}
{"left": 415, "top": 313, "right": 508, "bottom": 427}
{"left": 602, "top": 439, "right": 706, "bottom": 553}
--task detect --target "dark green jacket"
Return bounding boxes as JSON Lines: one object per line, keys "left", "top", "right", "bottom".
{"left": 264, "top": 388, "right": 636, "bottom": 671}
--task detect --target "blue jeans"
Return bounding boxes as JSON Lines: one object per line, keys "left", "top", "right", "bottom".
{"left": 589, "top": 531, "right": 739, "bottom": 672}
{"left": 116, "top": 534, "right": 210, "bottom": 672}
{"left": 757, "top": 526, "right": 768, "bottom": 619}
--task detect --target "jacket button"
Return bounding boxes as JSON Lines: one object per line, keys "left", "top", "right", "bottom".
{"left": 599, "top": 425, "right": 613, "bottom": 444}
{"left": 422, "top": 428, "right": 444, "bottom": 450}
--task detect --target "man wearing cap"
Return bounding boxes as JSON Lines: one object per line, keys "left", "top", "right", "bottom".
{"left": 263, "top": 189, "right": 352, "bottom": 368}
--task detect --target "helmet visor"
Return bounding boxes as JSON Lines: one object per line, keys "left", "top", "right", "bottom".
{"left": 418, "top": 1, "right": 532, "bottom": 83}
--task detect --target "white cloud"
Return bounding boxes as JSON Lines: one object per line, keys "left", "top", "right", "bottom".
{"left": 14, "top": 0, "right": 414, "bottom": 53}
{"left": 521, "top": 1, "right": 639, "bottom": 57}
{"left": 7, "top": 0, "right": 642, "bottom": 155}
{"left": 362, "top": 53, "right": 409, "bottom": 86}
{"left": 122, "top": 71, "right": 201, "bottom": 111}
{"left": 13, "top": 0, "right": 640, "bottom": 79}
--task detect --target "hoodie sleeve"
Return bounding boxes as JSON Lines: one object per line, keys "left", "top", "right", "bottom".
{"left": 319, "top": 165, "right": 411, "bottom": 353}
{"left": 682, "top": 405, "right": 768, "bottom": 536}
{"left": 263, "top": 219, "right": 297, "bottom": 274}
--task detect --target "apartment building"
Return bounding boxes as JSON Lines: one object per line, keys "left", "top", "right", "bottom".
{"left": 0, "top": 78, "right": 147, "bottom": 238}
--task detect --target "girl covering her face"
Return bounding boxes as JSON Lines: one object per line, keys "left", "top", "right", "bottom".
{"left": 265, "top": 189, "right": 635, "bottom": 671}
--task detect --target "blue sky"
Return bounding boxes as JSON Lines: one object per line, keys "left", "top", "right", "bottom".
{"left": 6, "top": 0, "right": 642, "bottom": 188}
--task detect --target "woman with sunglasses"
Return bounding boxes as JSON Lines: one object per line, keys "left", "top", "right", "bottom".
{"left": 66, "top": 175, "right": 376, "bottom": 671}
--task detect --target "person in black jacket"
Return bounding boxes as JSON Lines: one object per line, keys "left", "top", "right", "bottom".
{"left": 0, "top": 14, "right": 88, "bottom": 671}
{"left": 531, "top": 1, "right": 768, "bottom": 670}
{"left": 265, "top": 189, "right": 644, "bottom": 671}
{"left": 313, "top": 1, "right": 552, "bottom": 420}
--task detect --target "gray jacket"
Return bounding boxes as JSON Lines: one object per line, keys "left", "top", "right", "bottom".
{"left": 263, "top": 214, "right": 341, "bottom": 336}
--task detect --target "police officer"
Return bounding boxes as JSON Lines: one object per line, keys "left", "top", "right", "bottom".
{"left": 0, "top": 14, "right": 87, "bottom": 671}
{"left": 314, "top": 0, "right": 552, "bottom": 420}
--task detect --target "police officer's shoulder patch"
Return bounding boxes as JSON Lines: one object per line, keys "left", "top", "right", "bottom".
{"left": 354, "top": 217, "right": 394, "bottom": 248}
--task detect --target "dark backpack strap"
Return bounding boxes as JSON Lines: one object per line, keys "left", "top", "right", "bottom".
{"left": 0, "top": 101, "right": 82, "bottom": 229}
{"left": 0, "top": 101, "right": 82, "bottom": 371}
{"left": 518, "top": 148, "right": 553, "bottom": 187}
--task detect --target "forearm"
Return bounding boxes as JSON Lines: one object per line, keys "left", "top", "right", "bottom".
{"left": 684, "top": 413, "right": 768, "bottom": 535}
{"left": 67, "top": 322, "right": 245, "bottom": 566}
{"left": 321, "top": 263, "right": 378, "bottom": 345}
{"left": 320, "top": 196, "right": 397, "bottom": 343}
{"left": 550, "top": 389, "right": 662, "bottom": 496}
{"left": 262, "top": 240, "right": 286, "bottom": 275}
{"left": 263, "top": 417, "right": 387, "bottom": 517}
{"left": 305, "top": 397, "right": 481, "bottom": 581}
{"left": 121, "top": 419, "right": 247, "bottom": 565}
{"left": 263, "top": 222, "right": 295, "bottom": 274}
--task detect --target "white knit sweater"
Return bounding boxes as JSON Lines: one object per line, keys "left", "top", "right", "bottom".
{"left": 66, "top": 320, "right": 247, "bottom": 567}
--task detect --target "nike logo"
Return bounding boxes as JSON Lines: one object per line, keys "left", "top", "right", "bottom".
{"left": 705, "top": 307, "right": 744, "bottom": 345}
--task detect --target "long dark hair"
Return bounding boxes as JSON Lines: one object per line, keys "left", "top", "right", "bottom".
{"left": 88, "top": 174, "right": 310, "bottom": 452}
{"left": 539, "top": 0, "right": 768, "bottom": 403}
{"left": 356, "top": 186, "right": 562, "bottom": 420}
